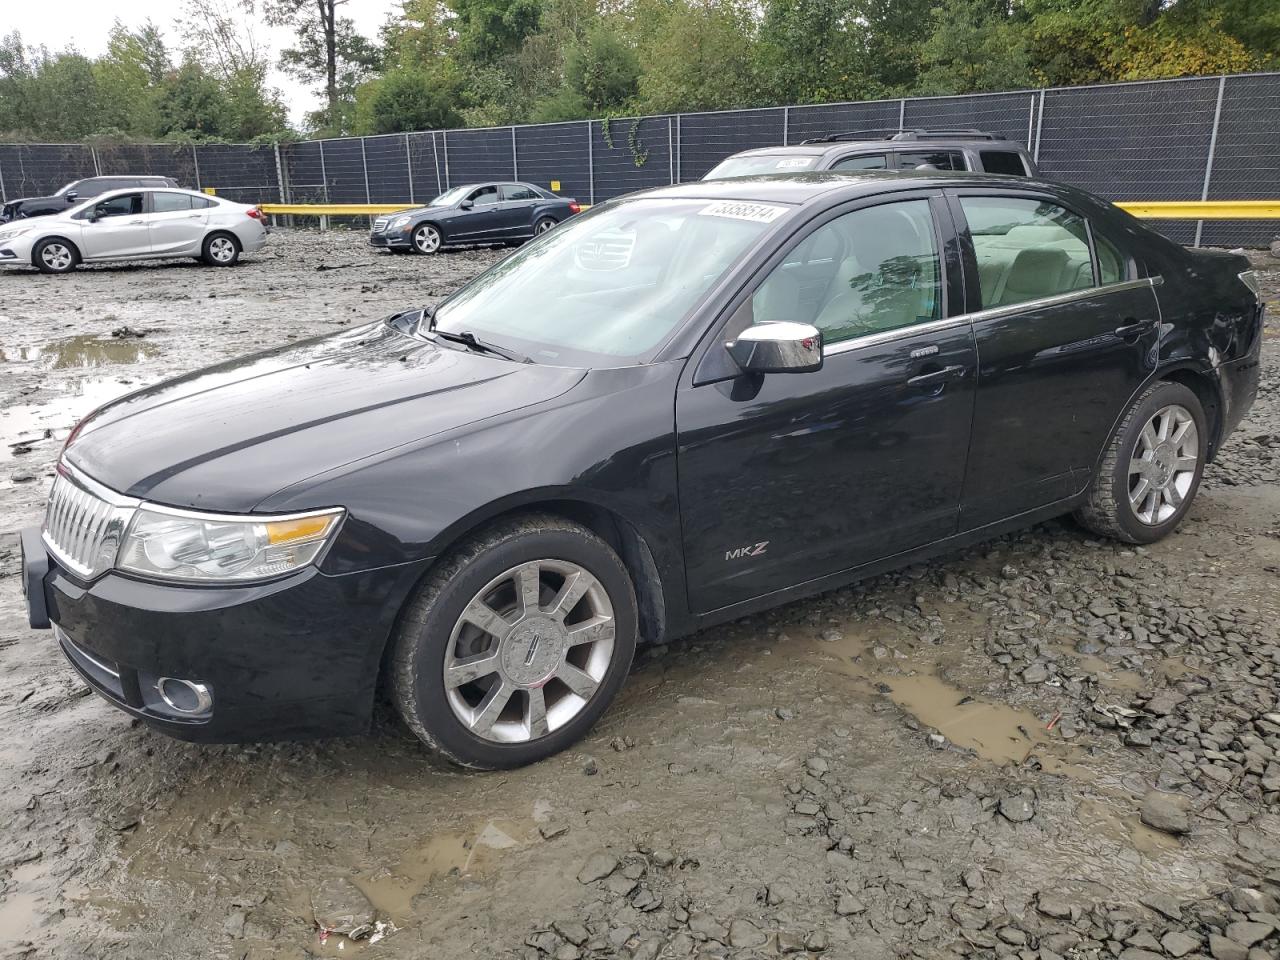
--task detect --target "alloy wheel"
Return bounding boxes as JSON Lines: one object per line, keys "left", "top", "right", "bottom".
{"left": 1128, "top": 403, "right": 1198, "bottom": 525}
{"left": 415, "top": 226, "right": 441, "bottom": 253}
{"left": 40, "top": 243, "right": 72, "bottom": 271}
{"left": 535, "top": 219, "right": 555, "bottom": 234}
{"left": 209, "top": 237, "right": 236, "bottom": 263}
{"left": 443, "top": 559, "right": 616, "bottom": 743}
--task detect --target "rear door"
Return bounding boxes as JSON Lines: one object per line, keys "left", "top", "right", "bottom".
{"left": 77, "top": 193, "right": 151, "bottom": 258}
{"left": 676, "top": 192, "right": 976, "bottom": 612}
{"left": 147, "top": 191, "right": 210, "bottom": 254}
{"left": 950, "top": 189, "right": 1161, "bottom": 528}
{"left": 499, "top": 183, "right": 540, "bottom": 237}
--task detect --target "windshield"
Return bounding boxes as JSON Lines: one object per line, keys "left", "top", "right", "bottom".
{"left": 55, "top": 180, "right": 82, "bottom": 196}
{"left": 430, "top": 186, "right": 470, "bottom": 207}
{"left": 703, "top": 155, "right": 818, "bottom": 180}
{"left": 427, "top": 197, "right": 790, "bottom": 366}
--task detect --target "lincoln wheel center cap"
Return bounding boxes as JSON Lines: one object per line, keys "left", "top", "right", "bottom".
{"left": 500, "top": 615, "right": 567, "bottom": 686}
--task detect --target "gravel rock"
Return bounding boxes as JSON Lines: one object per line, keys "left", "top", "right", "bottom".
{"left": 999, "top": 794, "right": 1035, "bottom": 822}
{"left": 576, "top": 851, "right": 619, "bottom": 884}
{"left": 1140, "top": 790, "right": 1191, "bottom": 834}
{"left": 727, "top": 918, "right": 765, "bottom": 948}
{"left": 1209, "top": 934, "right": 1250, "bottom": 960}
{"left": 310, "top": 878, "right": 375, "bottom": 935}
{"left": 1162, "top": 930, "right": 1200, "bottom": 957}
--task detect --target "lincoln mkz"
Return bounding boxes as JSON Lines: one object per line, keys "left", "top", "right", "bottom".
{"left": 21, "top": 171, "right": 1262, "bottom": 768}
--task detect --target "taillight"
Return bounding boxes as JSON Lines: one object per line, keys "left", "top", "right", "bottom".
{"left": 569, "top": 202, "right": 581, "bottom": 214}
{"left": 247, "top": 207, "right": 264, "bottom": 220}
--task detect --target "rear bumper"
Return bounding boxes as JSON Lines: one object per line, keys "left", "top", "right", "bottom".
{"left": 1218, "top": 304, "right": 1264, "bottom": 447}
{"left": 23, "top": 528, "right": 429, "bottom": 742}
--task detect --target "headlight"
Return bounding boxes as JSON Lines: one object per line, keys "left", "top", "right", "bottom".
{"left": 117, "top": 505, "right": 344, "bottom": 583}
{"left": 0, "top": 227, "right": 29, "bottom": 242}
{"left": 390, "top": 215, "right": 411, "bottom": 231}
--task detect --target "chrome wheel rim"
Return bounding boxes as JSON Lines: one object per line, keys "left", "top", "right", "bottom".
{"left": 209, "top": 237, "right": 235, "bottom": 262}
{"left": 1129, "top": 403, "right": 1198, "bottom": 525}
{"left": 41, "top": 243, "right": 72, "bottom": 270}
{"left": 443, "top": 559, "right": 615, "bottom": 744}
{"left": 415, "top": 226, "right": 441, "bottom": 253}
{"left": 535, "top": 219, "right": 555, "bottom": 234}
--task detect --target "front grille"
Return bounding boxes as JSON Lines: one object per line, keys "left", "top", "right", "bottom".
{"left": 372, "top": 217, "right": 388, "bottom": 233}
{"left": 42, "top": 468, "right": 138, "bottom": 580}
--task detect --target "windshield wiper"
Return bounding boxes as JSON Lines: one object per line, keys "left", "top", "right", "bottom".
{"left": 431, "top": 328, "right": 532, "bottom": 363}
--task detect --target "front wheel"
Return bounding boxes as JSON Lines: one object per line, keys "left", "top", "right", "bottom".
{"left": 412, "top": 224, "right": 442, "bottom": 254}
{"left": 33, "top": 238, "right": 79, "bottom": 274}
{"left": 201, "top": 233, "right": 241, "bottom": 266}
{"left": 390, "top": 515, "right": 637, "bottom": 769}
{"left": 1075, "top": 380, "right": 1206, "bottom": 543}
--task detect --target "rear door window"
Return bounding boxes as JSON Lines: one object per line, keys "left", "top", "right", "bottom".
{"left": 151, "top": 192, "right": 194, "bottom": 212}
{"left": 958, "top": 196, "right": 1095, "bottom": 308}
{"left": 894, "top": 150, "right": 965, "bottom": 171}
{"left": 502, "top": 184, "right": 539, "bottom": 201}
{"left": 979, "top": 151, "right": 1029, "bottom": 176}
{"left": 830, "top": 153, "right": 889, "bottom": 171}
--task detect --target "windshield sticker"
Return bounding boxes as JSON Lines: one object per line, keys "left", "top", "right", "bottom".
{"left": 775, "top": 158, "right": 813, "bottom": 169}
{"left": 699, "top": 201, "right": 789, "bottom": 224}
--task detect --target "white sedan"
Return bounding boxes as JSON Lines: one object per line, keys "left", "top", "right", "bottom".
{"left": 0, "top": 187, "right": 269, "bottom": 274}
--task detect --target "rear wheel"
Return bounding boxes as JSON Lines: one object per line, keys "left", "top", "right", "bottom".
{"left": 533, "top": 216, "right": 557, "bottom": 235}
{"left": 412, "top": 224, "right": 442, "bottom": 254}
{"left": 1075, "top": 380, "right": 1206, "bottom": 543}
{"left": 391, "top": 514, "right": 637, "bottom": 769}
{"left": 33, "top": 238, "right": 79, "bottom": 274}
{"left": 201, "top": 232, "right": 241, "bottom": 266}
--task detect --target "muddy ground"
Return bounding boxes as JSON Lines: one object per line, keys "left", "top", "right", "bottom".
{"left": 2, "top": 233, "right": 1280, "bottom": 960}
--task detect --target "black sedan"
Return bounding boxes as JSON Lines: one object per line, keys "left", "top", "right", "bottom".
{"left": 22, "top": 171, "right": 1262, "bottom": 769}
{"left": 369, "top": 181, "right": 580, "bottom": 254}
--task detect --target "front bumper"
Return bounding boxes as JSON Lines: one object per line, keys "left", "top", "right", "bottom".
{"left": 22, "top": 527, "right": 428, "bottom": 742}
{"left": 0, "top": 232, "right": 36, "bottom": 265}
{"left": 369, "top": 232, "right": 411, "bottom": 249}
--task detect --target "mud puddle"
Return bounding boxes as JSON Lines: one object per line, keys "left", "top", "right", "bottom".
{"left": 353, "top": 818, "right": 533, "bottom": 919}
{"left": 1, "top": 334, "right": 158, "bottom": 368}
{"left": 0, "top": 378, "right": 141, "bottom": 468}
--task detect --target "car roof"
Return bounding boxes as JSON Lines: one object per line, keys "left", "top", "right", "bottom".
{"left": 730, "top": 138, "right": 1030, "bottom": 159}
{"left": 72, "top": 186, "right": 221, "bottom": 205}
{"left": 630, "top": 169, "right": 1072, "bottom": 206}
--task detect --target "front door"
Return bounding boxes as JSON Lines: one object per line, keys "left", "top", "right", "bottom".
{"left": 77, "top": 193, "right": 150, "bottom": 258}
{"left": 453, "top": 185, "right": 504, "bottom": 241}
{"left": 676, "top": 195, "right": 977, "bottom": 613}
{"left": 951, "top": 191, "right": 1161, "bottom": 528}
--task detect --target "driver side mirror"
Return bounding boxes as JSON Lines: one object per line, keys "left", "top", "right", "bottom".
{"left": 65, "top": 192, "right": 78, "bottom": 202}
{"left": 460, "top": 199, "right": 474, "bottom": 210}
{"left": 725, "top": 322, "right": 823, "bottom": 374}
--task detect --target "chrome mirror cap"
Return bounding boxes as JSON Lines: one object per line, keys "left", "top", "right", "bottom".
{"left": 725, "top": 321, "right": 823, "bottom": 374}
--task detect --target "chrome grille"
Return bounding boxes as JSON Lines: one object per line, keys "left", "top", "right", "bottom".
{"left": 574, "top": 230, "right": 635, "bottom": 271}
{"left": 372, "top": 217, "right": 388, "bottom": 233}
{"left": 42, "top": 468, "right": 138, "bottom": 580}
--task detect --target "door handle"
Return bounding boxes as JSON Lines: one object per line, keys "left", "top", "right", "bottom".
{"left": 1114, "top": 318, "right": 1155, "bottom": 338}
{"left": 906, "top": 364, "right": 966, "bottom": 389}
{"left": 128, "top": 219, "right": 145, "bottom": 225}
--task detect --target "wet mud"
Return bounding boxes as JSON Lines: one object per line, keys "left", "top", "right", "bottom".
{"left": 1, "top": 234, "right": 1279, "bottom": 959}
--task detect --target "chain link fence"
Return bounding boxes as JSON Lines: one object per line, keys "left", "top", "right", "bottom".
{"left": 2, "top": 71, "right": 1277, "bottom": 245}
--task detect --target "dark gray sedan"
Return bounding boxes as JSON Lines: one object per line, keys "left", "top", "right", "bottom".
{"left": 369, "top": 181, "right": 581, "bottom": 254}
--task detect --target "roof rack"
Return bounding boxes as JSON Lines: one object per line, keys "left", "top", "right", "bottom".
{"left": 800, "top": 127, "right": 1005, "bottom": 145}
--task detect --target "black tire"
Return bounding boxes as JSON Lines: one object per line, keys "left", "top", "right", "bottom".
{"left": 412, "top": 223, "right": 442, "bottom": 255}
{"left": 32, "top": 237, "right": 80, "bottom": 274}
{"left": 201, "top": 232, "right": 241, "bottom": 266}
{"left": 391, "top": 514, "right": 637, "bottom": 769}
{"left": 1075, "top": 380, "right": 1207, "bottom": 544}
{"left": 533, "top": 216, "right": 558, "bottom": 236}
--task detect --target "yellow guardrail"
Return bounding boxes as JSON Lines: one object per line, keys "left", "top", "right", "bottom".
{"left": 1116, "top": 201, "right": 1280, "bottom": 219}
{"left": 258, "top": 200, "right": 1279, "bottom": 219}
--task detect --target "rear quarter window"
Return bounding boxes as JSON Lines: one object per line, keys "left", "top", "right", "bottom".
{"left": 979, "top": 151, "right": 1030, "bottom": 176}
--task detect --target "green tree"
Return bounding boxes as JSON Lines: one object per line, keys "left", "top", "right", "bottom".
{"left": 447, "top": 0, "right": 543, "bottom": 62}
{"left": 155, "top": 59, "right": 229, "bottom": 138}
{"left": 564, "top": 25, "right": 640, "bottom": 113}
{"left": 918, "top": 0, "right": 1031, "bottom": 94}
{"left": 634, "top": 0, "right": 760, "bottom": 113}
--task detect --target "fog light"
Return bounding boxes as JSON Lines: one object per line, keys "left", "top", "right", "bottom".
{"left": 155, "top": 677, "right": 213, "bottom": 715}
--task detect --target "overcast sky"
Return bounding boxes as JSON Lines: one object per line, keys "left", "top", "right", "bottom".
{"left": 3, "top": 0, "right": 401, "bottom": 127}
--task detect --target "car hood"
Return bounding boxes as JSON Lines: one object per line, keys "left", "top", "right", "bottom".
{"left": 65, "top": 321, "right": 586, "bottom": 512}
